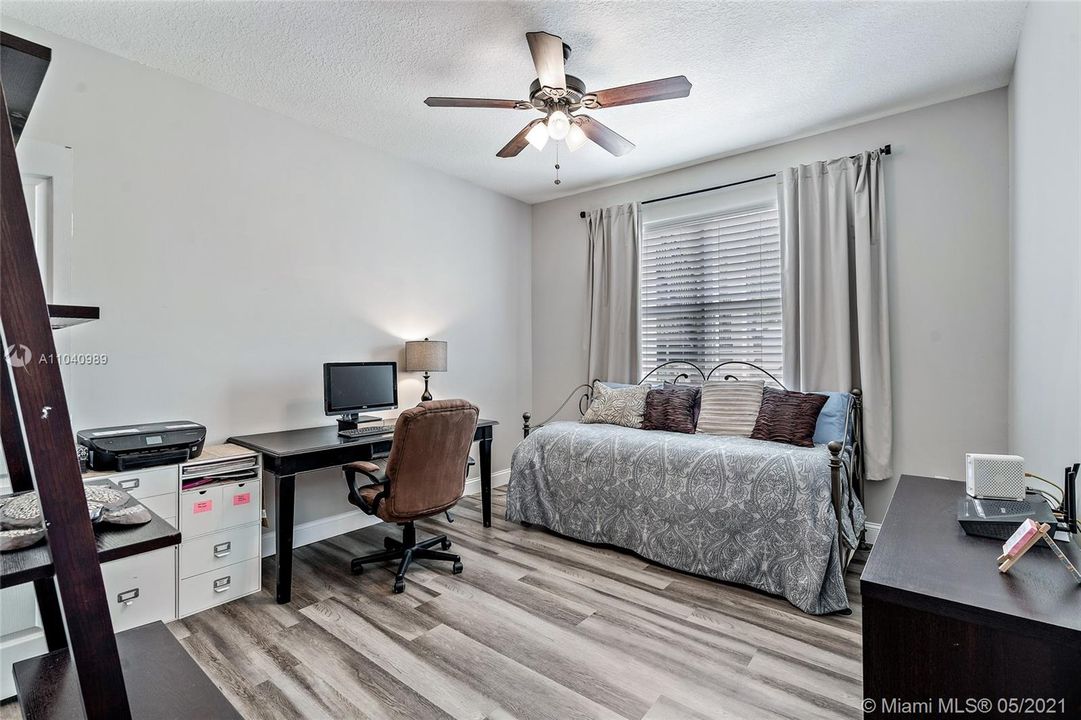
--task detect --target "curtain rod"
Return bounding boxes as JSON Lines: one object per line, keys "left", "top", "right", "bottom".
{"left": 578, "top": 144, "right": 891, "bottom": 218}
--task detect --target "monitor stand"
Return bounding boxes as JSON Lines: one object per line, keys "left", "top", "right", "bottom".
{"left": 336, "top": 414, "right": 379, "bottom": 431}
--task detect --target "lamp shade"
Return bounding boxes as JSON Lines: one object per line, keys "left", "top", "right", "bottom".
{"left": 404, "top": 338, "right": 447, "bottom": 372}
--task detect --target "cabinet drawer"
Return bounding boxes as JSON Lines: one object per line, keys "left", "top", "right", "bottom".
{"left": 180, "top": 486, "right": 222, "bottom": 538}
{"left": 100, "top": 547, "right": 177, "bottom": 632}
{"left": 178, "top": 558, "right": 260, "bottom": 617}
{"left": 108, "top": 465, "right": 178, "bottom": 499}
{"left": 140, "top": 492, "right": 177, "bottom": 522}
{"left": 221, "top": 480, "right": 260, "bottom": 528}
{"left": 180, "top": 525, "right": 260, "bottom": 579}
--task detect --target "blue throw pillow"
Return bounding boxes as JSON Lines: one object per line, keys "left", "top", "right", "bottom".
{"left": 812, "top": 391, "right": 853, "bottom": 445}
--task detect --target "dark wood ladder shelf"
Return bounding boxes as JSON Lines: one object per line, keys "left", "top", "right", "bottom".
{"left": 0, "top": 480, "right": 181, "bottom": 589}
{"left": 47, "top": 305, "right": 100, "bottom": 330}
{"left": 13, "top": 622, "right": 242, "bottom": 720}
{"left": 1, "top": 31, "right": 240, "bottom": 720}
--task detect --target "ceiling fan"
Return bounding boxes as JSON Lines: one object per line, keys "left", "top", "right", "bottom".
{"left": 424, "top": 32, "right": 691, "bottom": 160}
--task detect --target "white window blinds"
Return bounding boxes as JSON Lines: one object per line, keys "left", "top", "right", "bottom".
{"left": 640, "top": 204, "right": 782, "bottom": 383}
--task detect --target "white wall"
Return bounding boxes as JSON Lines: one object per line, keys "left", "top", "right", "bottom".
{"left": 532, "top": 90, "right": 1010, "bottom": 522}
{"left": 1008, "top": 2, "right": 1081, "bottom": 514}
{"left": 3, "top": 18, "right": 532, "bottom": 529}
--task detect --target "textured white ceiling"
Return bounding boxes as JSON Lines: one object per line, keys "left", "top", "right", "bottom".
{"left": 3, "top": 1, "right": 1026, "bottom": 203}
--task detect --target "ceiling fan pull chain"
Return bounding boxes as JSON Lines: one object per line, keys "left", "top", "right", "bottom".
{"left": 554, "top": 143, "right": 561, "bottom": 186}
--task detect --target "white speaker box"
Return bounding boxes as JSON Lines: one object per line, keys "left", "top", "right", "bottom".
{"left": 965, "top": 453, "right": 1025, "bottom": 500}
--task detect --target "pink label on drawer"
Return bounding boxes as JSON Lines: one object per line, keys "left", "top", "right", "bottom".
{"left": 192, "top": 500, "right": 213, "bottom": 514}
{"left": 232, "top": 493, "right": 251, "bottom": 506}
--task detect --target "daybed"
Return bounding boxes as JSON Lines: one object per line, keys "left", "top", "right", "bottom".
{"left": 506, "top": 361, "right": 866, "bottom": 615}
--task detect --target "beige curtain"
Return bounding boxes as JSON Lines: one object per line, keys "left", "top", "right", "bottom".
{"left": 586, "top": 202, "right": 642, "bottom": 384}
{"left": 778, "top": 150, "right": 892, "bottom": 480}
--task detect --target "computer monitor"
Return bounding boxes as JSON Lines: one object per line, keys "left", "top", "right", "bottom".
{"left": 323, "top": 362, "right": 398, "bottom": 423}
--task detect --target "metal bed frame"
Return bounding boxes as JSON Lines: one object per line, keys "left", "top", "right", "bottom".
{"left": 521, "top": 360, "right": 867, "bottom": 567}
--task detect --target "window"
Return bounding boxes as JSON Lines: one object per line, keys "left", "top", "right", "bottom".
{"left": 640, "top": 201, "right": 782, "bottom": 383}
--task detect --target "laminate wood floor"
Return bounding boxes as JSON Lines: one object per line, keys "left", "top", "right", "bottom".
{"left": 1, "top": 488, "right": 866, "bottom": 720}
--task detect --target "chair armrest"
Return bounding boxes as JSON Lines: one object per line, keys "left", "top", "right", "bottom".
{"left": 344, "top": 461, "right": 388, "bottom": 515}
{"left": 345, "top": 460, "right": 383, "bottom": 478}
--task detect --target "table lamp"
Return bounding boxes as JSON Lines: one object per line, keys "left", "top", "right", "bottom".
{"left": 405, "top": 338, "right": 447, "bottom": 401}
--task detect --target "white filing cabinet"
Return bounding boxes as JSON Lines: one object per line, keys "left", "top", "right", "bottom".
{"left": 98, "top": 546, "right": 177, "bottom": 631}
{"left": 89, "top": 464, "right": 179, "bottom": 631}
{"left": 177, "top": 449, "right": 262, "bottom": 617}
{"left": 1, "top": 444, "right": 262, "bottom": 699}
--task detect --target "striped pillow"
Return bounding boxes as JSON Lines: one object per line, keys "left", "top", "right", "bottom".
{"left": 750, "top": 387, "right": 829, "bottom": 447}
{"left": 696, "top": 380, "right": 764, "bottom": 437}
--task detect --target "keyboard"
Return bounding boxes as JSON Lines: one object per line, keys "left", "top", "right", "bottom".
{"left": 338, "top": 425, "right": 395, "bottom": 439}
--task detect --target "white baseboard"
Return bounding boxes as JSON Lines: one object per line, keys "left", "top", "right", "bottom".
{"left": 864, "top": 521, "right": 881, "bottom": 546}
{"left": 465, "top": 468, "right": 510, "bottom": 497}
{"left": 261, "top": 468, "right": 510, "bottom": 557}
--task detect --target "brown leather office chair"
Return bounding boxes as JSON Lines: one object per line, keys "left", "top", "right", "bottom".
{"left": 343, "top": 399, "right": 479, "bottom": 593}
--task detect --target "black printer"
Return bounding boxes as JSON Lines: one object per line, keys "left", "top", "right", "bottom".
{"left": 77, "top": 421, "right": 206, "bottom": 471}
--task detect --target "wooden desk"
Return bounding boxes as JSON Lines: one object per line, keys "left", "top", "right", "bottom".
{"left": 228, "top": 418, "right": 498, "bottom": 604}
{"left": 861, "top": 475, "right": 1080, "bottom": 719}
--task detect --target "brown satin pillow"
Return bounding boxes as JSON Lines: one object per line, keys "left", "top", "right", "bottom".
{"left": 750, "top": 387, "right": 829, "bottom": 447}
{"left": 642, "top": 384, "right": 700, "bottom": 434}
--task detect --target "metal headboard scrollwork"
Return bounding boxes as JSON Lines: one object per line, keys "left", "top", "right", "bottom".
{"left": 638, "top": 360, "right": 706, "bottom": 386}
{"left": 704, "top": 360, "right": 787, "bottom": 389}
{"left": 525, "top": 359, "right": 787, "bottom": 435}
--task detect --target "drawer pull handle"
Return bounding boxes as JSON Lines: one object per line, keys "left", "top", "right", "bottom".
{"left": 117, "top": 588, "right": 139, "bottom": 606}
{"left": 119, "top": 478, "right": 140, "bottom": 490}
{"left": 213, "top": 576, "right": 231, "bottom": 593}
{"left": 213, "top": 541, "right": 232, "bottom": 558}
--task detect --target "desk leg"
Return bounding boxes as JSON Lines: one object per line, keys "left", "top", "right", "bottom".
{"left": 479, "top": 434, "right": 492, "bottom": 527}
{"left": 275, "top": 474, "right": 295, "bottom": 604}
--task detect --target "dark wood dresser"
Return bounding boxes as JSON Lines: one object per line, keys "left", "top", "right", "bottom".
{"left": 861, "top": 475, "right": 1080, "bottom": 719}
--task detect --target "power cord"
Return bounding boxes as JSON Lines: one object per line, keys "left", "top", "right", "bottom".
{"left": 1026, "top": 471, "right": 1065, "bottom": 515}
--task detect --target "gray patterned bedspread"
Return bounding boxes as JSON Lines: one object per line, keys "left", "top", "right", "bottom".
{"left": 506, "top": 421, "right": 865, "bottom": 614}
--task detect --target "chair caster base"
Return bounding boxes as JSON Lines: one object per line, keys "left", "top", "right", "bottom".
{"left": 452, "top": 561, "right": 463, "bottom": 574}
{"left": 441, "top": 539, "right": 452, "bottom": 551}
{"left": 393, "top": 579, "right": 406, "bottom": 594}
{"left": 351, "top": 562, "right": 364, "bottom": 575}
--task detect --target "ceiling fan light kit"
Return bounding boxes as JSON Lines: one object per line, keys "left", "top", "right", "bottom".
{"left": 525, "top": 121, "right": 549, "bottom": 150}
{"left": 424, "top": 31, "right": 692, "bottom": 183}
{"left": 566, "top": 122, "right": 588, "bottom": 152}
{"left": 546, "top": 109, "right": 571, "bottom": 140}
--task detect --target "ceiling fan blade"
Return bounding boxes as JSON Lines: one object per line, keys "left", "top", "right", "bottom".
{"left": 526, "top": 31, "right": 567, "bottom": 93}
{"left": 576, "top": 116, "right": 635, "bottom": 156}
{"left": 424, "top": 97, "right": 529, "bottom": 109}
{"left": 587, "top": 76, "right": 692, "bottom": 108}
{"left": 497, "top": 120, "right": 543, "bottom": 158}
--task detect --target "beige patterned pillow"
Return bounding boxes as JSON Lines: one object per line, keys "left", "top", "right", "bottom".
{"left": 696, "top": 380, "right": 765, "bottom": 437}
{"left": 581, "top": 382, "right": 649, "bottom": 428}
